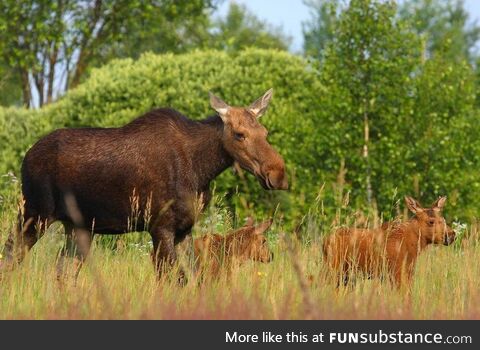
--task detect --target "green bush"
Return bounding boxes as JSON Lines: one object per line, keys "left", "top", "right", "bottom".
{"left": 0, "top": 107, "right": 52, "bottom": 195}
{"left": 1, "top": 46, "right": 479, "bottom": 224}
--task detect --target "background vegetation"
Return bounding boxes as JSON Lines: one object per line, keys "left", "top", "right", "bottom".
{"left": 2, "top": 0, "right": 480, "bottom": 221}
{"left": 1, "top": 0, "right": 480, "bottom": 319}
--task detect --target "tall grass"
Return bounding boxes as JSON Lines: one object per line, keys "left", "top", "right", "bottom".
{"left": 1, "top": 180, "right": 479, "bottom": 319}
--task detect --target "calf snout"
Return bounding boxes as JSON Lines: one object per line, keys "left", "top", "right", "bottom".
{"left": 444, "top": 229, "right": 456, "bottom": 245}
{"left": 258, "top": 250, "right": 273, "bottom": 263}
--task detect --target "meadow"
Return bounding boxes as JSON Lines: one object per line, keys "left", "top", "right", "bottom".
{"left": 1, "top": 184, "right": 479, "bottom": 320}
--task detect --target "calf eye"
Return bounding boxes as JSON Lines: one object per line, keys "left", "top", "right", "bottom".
{"left": 234, "top": 132, "right": 245, "bottom": 141}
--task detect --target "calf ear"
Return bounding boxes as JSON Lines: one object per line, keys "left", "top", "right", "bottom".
{"left": 405, "top": 196, "right": 423, "bottom": 214}
{"left": 245, "top": 216, "right": 255, "bottom": 227}
{"left": 432, "top": 196, "right": 447, "bottom": 211}
{"left": 254, "top": 219, "right": 273, "bottom": 235}
{"left": 209, "top": 92, "right": 230, "bottom": 122}
{"left": 248, "top": 88, "right": 273, "bottom": 118}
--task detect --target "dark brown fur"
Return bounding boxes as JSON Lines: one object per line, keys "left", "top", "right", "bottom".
{"left": 323, "top": 196, "right": 455, "bottom": 288}
{"left": 0, "top": 90, "right": 287, "bottom": 280}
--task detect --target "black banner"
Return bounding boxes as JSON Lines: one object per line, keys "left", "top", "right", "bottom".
{"left": 0, "top": 320, "right": 476, "bottom": 349}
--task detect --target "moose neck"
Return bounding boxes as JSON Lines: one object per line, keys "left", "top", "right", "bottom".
{"left": 190, "top": 115, "right": 233, "bottom": 189}
{"left": 405, "top": 219, "right": 430, "bottom": 252}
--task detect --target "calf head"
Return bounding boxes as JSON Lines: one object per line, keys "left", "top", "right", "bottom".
{"left": 405, "top": 196, "right": 456, "bottom": 245}
{"left": 231, "top": 219, "right": 274, "bottom": 263}
{"left": 209, "top": 89, "right": 288, "bottom": 190}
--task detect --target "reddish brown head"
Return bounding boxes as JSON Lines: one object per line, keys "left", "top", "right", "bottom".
{"left": 209, "top": 89, "right": 288, "bottom": 190}
{"left": 230, "top": 219, "right": 274, "bottom": 263}
{"left": 405, "top": 196, "right": 456, "bottom": 245}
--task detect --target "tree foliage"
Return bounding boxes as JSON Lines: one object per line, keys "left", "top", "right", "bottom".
{"left": 303, "top": 0, "right": 480, "bottom": 62}
{"left": 309, "top": 0, "right": 479, "bottom": 218}
{"left": 303, "top": 0, "right": 338, "bottom": 58}
{"left": 399, "top": 0, "right": 480, "bottom": 62}
{"left": 209, "top": 2, "right": 291, "bottom": 52}
{"left": 98, "top": 2, "right": 292, "bottom": 58}
{"left": 92, "top": 0, "right": 217, "bottom": 60}
{"left": 0, "top": 1, "right": 293, "bottom": 108}
{"left": 0, "top": 0, "right": 217, "bottom": 108}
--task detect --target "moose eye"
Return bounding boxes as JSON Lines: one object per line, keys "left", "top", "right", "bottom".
{"left": 234, "top": 132, "right": 245, "bottom": 141}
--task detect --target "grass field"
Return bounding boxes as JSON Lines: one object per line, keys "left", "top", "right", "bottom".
{"left": 1, "top": 188, "right": 479, "bottom": 320}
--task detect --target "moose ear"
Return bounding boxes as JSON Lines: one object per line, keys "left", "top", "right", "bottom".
{"left": 209, "top": 92, "right": 230, "bottom": 122}
{"left": 432, "top": 196, "right": 447, "bottom": 211}
{"left": 405, "top": 196, "right": 423, "bottom": 214}
{"left": 248, "top": 88, "right": 273, "bottom": 118}
{"left": 254, "top": 219, "right": 273, "bottom": 235}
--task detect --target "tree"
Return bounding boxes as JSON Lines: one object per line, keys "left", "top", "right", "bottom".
{"left": 91, "top": 0, "right": 216, "bottom": 61}
{"left": 0, "top": 0, "right": 216, "bottom": 108}
{"left": 302, "top": 0, "right": 338, "bottom": 58}
{"left": 209, "top": 2, "right": 291, "bottom": 52}
{"left": 306, "top": 0, "right": 479, "bottom": 218}
{"left": 303, "top": 0, "right": 480, "bottom": 63}
{"left": 398, "top": 0, "right": 480, "bottom": 62}
{"left": 317, "top": 0, "right": 422, "bottom": 206}
{"left": 97, "top": 2, "right": 291, "bottom": 60}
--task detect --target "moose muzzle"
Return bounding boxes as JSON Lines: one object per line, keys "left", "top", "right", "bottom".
{"left": 265, "top": 167, "right": 288, "bottom": 190}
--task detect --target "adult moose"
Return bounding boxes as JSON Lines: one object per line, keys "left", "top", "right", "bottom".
{"left": 0, "top": 89, "right": 288, "bottom": 281}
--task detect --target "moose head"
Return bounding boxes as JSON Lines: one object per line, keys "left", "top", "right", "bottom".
{"left": 231, "top": 219, "right": 274, "bottom": 263}
{"left": 209, "top": 89, "right": 288, "bottom": 190}
{"left": 405, "top": 196, "right": 456, "bottom": 245}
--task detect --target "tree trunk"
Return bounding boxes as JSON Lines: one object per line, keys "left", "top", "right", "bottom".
{"left": 70, "top": 0, "right": 109, "bottom": 88}
{"left": 70, "top": 52, "right": 88, "bottom": 88}
{"left": 33, "top": 73, "right": 44, "bottom": 107}
{"left": 46, "top": 49, "right": 58, "bottom": 104}
{"left": 19, "top": 70, "right": 31, "bottom": 108}
{"left": 363, "top": 111, "right": 372, "bottom": 205}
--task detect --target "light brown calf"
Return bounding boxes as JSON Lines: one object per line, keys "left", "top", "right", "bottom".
{"left": 323, "top": 196, "right": 455, "bottom": 288}
{"left": 194, "top": 219, "right": 273, "bottom": 279}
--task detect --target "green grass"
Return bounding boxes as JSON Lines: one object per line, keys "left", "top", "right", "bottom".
{"left": 1, "top": 192, "right": 479, "bottom": 320}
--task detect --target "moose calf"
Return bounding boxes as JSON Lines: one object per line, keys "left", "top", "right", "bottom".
{"left": 323, "top": 196, "right": 456, "bottom": 288}
{"left": 193, "top": 219, "right": 274, "bottom": 279}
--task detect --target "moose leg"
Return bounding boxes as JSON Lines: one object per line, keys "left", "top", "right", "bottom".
{"left": 56, "top": 223, "right": 93, "bottom": 283}
{"left": 151, "top": 228, "right": 186, "bottom": 284}
{"left": 389, "top": 258, "right": 415, "bottom": 291}
{"left": 0, "top": 214, "right": 48, "bottom": 272}
{"left": 334, "top": 264, "right": 351, "bottom": 289}
{"left": 340, "top": 273, "right": 350, "bottom": 288}
{"left": 390, "top": 263, "right": 406, "bottom": 289}
{"left": 397, "top": 265, "right": 415, "bottom": 295}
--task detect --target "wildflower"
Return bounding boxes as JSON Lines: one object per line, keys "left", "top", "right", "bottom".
{"left": 257, "top": 271, "right": 267, "bottom": 277}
